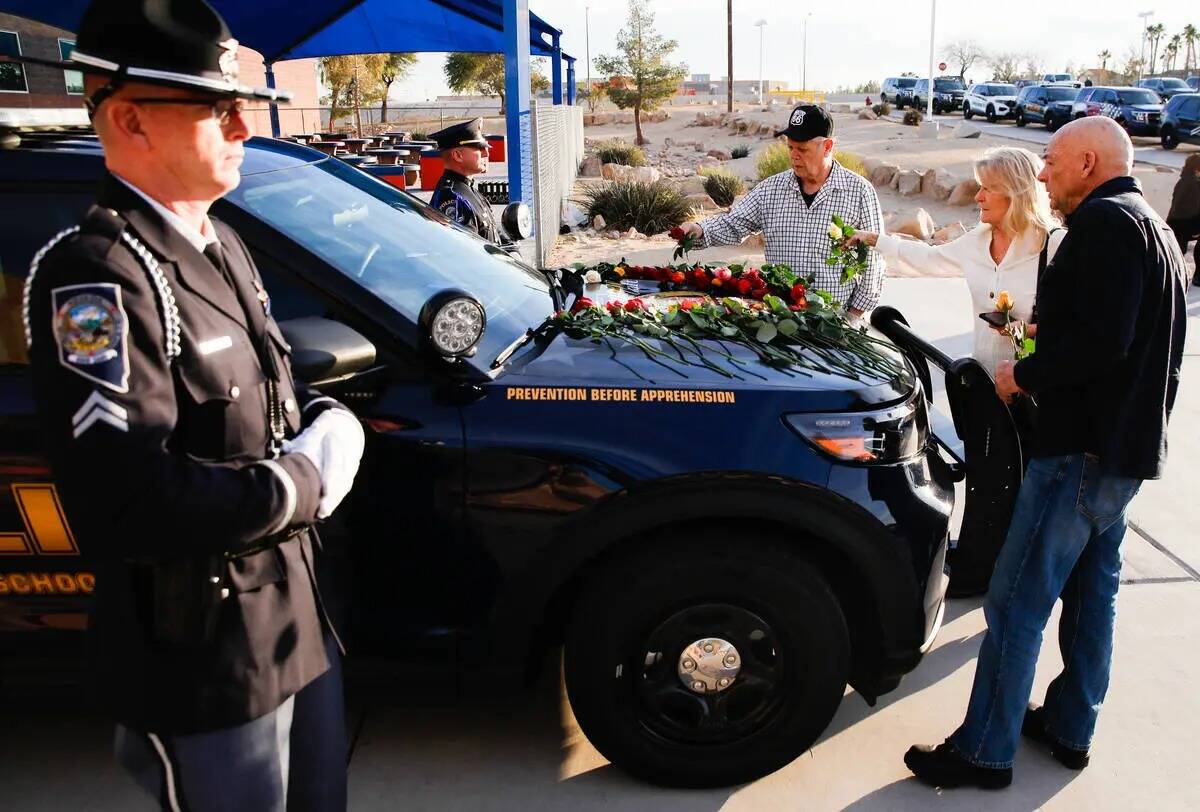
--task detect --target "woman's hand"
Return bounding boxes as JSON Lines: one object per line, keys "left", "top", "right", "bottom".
{"left": 846, "top": 231, "right": 879, "bottom": 248}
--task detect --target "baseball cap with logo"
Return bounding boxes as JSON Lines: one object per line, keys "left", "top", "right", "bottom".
{"left": 774, "top": 104, "right": 834, "bottom": 141}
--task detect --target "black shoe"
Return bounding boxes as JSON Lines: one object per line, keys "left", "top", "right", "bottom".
{"left": 904, "top": 741, "right": 1013, "bottom": 789}
{"left": 1022, "top": 705, "right": 1090, "bottom": 770}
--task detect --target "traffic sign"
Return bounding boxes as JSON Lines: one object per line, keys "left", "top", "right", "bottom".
{"left": 938, "top": 62, "right": 947, "bottom": 72}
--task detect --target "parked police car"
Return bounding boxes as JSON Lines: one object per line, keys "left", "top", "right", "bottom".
{"left": 0, "top": 132, "right": 1018, "bottom": 787}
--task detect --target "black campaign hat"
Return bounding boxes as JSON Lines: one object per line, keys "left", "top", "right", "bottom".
{"left": 1, "top": 0, "right": 290, "bottom": 105}
{"left": 774, "top": 104, "right": 833, "bottom": 141}
{"left": 430, "top": 118, "right": 491, "bottom": 150}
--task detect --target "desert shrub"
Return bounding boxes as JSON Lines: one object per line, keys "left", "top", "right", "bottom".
{"left": 584, "top": 180, "right": 693, "bottom": 234}
{"left": 595, "top": 140, "right": 646, "bottom": 167}
{"left": 834, "top": 150, "right": 867, "bottom": 178}
{"left": 699, "top": 167, "right": 746, "bottom": 207}
{"left": 872, "top": 101, "right": 892, "bottom": 116}
{"left": 902, "top": 109, "right": 923, "bottom": 127}
{"left": 731, "top": 144, "right": 750, "bottom": 159}
{"left": 756, "top": 141, "right": 791, "bottom": 180}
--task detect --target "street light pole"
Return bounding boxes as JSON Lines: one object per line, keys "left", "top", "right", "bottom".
{"left": 1137, "top": 10, "right": 1154, "bottom": 81}
{"left": 802, "top": 13, "right": 811, "bottom": 94}
{"left": 755, "top": 19, "right": 767, "bottom": 105}
{"left": 727, "top": 0, "right": 733, "bottom": 113}
{"left": 585, "top": 5, "right": 592, "bottom": 111}
{"left": 926, "top": 0, "right": 937, "bottom": 120}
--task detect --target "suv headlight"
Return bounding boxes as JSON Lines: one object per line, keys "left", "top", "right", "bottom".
{"left": 785, "top": 392, "right": 929, "bottom": 465}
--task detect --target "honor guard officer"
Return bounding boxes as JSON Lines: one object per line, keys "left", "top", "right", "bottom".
{"left": 429, "top": 118, "right": 501, "bottom": 242}
{"left": 19, "top": 1, "right": 364, "bottom": 809}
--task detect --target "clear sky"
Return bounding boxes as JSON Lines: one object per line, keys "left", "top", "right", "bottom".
{"left": 389, "top": 0, "right": 1197, "bottom": 101}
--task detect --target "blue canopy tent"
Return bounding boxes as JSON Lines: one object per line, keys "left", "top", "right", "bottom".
{"left": 0, "top": 0, "right": 575, "bottom": 203}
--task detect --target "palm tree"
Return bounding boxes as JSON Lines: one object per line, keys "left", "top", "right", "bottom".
{"left": 1098, "top": 49, "right": 1111, "bottom": 72}
{"left": 1184, "top": 24, "right": 1198, "bottom": 74}
{"left": 1165, "top": 35, "right": 1181, "bottom": 73}
{"left": 1147, "top": 23, "right": 1165, "bottom": 76}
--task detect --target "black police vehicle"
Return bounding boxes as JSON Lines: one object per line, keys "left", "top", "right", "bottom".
{"left": 880, "top": 77, "right": 917, "bottom": 108}
{"left": 1159, "top": 93, "right": 1200, "bottom": 150}
{"left": 1014, "top": 84, "right": 1082, "bottom": 131}
{"left": 0, "top": 132, "right": 1019, "bottom": 787}
{"left": 911, "top": 77, "right": 966, "bottom": 114}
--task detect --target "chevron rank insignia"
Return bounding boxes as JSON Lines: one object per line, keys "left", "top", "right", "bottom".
{"left": 72, "top": 391, "right": 129, "bottom": 439}
{"left": 52, "top": 283, "right": 130, "bottom": 393}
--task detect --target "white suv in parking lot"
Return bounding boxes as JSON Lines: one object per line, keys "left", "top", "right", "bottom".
{"left": 964, "top": 83, "right": 1020, "bottom": 122}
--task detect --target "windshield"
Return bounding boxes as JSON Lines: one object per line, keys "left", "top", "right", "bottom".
{"left": 988, "top": 84, "right": 1018, "bottom": 96}
{"left": 1047, "top": 74, "right": 1071, "bottom": 82}
{"left": 1117, "top": 89, "right": 1161, "bottom": 105}
{"left": 1160, "top": 78, "right": 1189, "bottom": 89}
{"left": 934, "top": 79, "right": 964, "bottom": 92}
{"left": 896, "top": 78, "right": 916, "bottom": 88}
{"left": 227, "top": 153, "right": 553, "bottom": 370}
{"left": 1045, "top": 86, "right": 1078, "bottom": 101}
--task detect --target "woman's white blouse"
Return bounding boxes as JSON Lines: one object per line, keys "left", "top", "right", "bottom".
{"left": 876, "top": 224, "right": 1065, "bottom": 376}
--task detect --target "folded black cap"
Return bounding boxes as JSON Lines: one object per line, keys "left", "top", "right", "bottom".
{"left": 774, "top": 104, "right": 833, "bottom": 141}
{"left": 1, "top": 0, "right": 291, "bottom": 104}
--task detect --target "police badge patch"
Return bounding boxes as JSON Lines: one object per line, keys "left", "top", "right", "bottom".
{"left": 52, "top": 283, "right": 130, "bottom": 393}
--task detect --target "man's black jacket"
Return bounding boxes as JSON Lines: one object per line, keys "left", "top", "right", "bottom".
{"left": 1014, "top": 176, "right": 1188, "bottom": 480}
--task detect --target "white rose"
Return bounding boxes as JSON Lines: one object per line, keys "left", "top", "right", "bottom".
{"left": 584, "top": 270, "right": 602, "bottom": 284}
{"left": 827, "top": 223, "right": 843, "bottom": 241}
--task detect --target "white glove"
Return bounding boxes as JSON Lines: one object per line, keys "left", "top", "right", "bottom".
{"left": 281, "top": 409, "right": 365, "bottom": 519}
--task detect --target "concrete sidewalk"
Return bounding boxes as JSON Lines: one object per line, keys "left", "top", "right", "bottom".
{"left": 2, "top": 278, "right": 1197, "bottom": 811}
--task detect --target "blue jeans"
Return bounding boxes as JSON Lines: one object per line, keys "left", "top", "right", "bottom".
{"left": 948, "top": 453, "right": 1141, "bottom": 768}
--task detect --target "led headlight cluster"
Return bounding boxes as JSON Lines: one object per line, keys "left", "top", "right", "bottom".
{"left": 431, "top": 298, "right": 485, "bottom": 356}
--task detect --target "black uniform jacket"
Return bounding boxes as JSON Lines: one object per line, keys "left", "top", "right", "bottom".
{"left": 430, "top": 169, "right": 499, "bottom": 242}
{"left": 26, "top": 176, "right": 341, "bottom": 734}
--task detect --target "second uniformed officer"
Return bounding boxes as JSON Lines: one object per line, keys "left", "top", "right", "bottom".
{"left": 429, "top": 117, "right": 501, "bottom": 242}
{"left": 22, "top": 1, "right": 363, "bottom": 809}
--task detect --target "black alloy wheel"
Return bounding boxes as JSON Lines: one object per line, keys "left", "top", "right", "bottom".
{"left": 1161, "top": 126, "right": 1179, "bottom": 150}
{"left": 1045, "top": 113, "right": 1059, "bottom": 132}
{"left": 563, "top": 538, "right": 850, "bottom": 788}
{"left": 963, "top": 103, "right": 973, "bottom": 120}
{"left": 986, "top": 105, "right": 997, "bottom": 123}
{"left": 1015, "top": 111, "right": 1026, "bottom": 127}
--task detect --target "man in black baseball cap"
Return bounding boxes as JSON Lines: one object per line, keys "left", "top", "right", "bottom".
{"left": 20, "top": 2, "right": 358, "bottom": 809}
{"left": 677, "top": 103, "right": 885, "bottom": 318}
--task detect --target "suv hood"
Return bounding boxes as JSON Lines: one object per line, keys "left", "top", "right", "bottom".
{"left": 1129, "top": 103, "right": 1164, "bottom": 112}
{"left": 496, "top": 329, "right": 915, "bottom": 412}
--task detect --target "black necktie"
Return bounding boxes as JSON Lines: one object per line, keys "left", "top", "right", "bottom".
{"left": 204, "top": 242, "right": 278, "bottom": 381}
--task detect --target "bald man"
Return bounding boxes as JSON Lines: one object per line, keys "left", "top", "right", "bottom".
{"left": 905, "top": 116, "right": 1188, "bottom": 789}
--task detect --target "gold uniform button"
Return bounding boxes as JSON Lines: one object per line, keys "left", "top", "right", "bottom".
{"left": 284, "top": 398, "right": 296, "bottom": 413}
{"left": 229, "top": 385, "right": 241, "bottom": 399}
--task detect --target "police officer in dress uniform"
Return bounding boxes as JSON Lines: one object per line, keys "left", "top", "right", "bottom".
{"left": 19, "top": 1, "right": 364, "bottom": 809}
{"left": 428, "top": 118, "right": 501, "bottom": 242}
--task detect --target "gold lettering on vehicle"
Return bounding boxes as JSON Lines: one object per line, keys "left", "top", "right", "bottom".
{"left": 503, "top": 387, "right": 735, "bottom": 404}
{"left": 0, "top": 484, "right": 79, "bottom": 556}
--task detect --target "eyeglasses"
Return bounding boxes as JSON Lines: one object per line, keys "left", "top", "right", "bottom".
{"left": 128, "top": 97, "right": 248, "bottom": 126}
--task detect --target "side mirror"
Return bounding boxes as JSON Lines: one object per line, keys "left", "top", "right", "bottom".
{"left": 501, "top": 201, "right": 533, "bottom": 241}
{"left": 279, "top": 317, "right": 377, "bottom": 385}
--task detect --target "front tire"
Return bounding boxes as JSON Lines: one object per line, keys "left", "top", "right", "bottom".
{"left": 564, "top": 537, "right": 850, "bottom": 788}
{"left": 1045, "top": 113, "right": 1059, "bottom": 132}
{"left": 1015, "top": 111, "right": 1026, "bottom": 127}
{"left": 1161, "top": 126, "right": 1179, "bottom": 149}
{"left": 986, "top": 105, "right": 997, "bottom": 123}
{"left": 963, "top": 103, "right": 973, "bottom": 120}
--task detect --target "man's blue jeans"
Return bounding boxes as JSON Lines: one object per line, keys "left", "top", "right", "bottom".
{"left": 948, "top": 453, "right": 1142, "bottom": 768}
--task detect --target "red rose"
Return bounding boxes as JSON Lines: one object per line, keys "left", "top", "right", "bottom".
{"left": 680, "top": 299, "right": 701, "bottom": 311}
{"left": 751, "top": 288, "right": 767, "bottom": 299}
{"left": 571, "top": 297, "right": 595, "bottom": 313}
{"left": 625, "top": 298, "right": 646, "bottom": 312}
{"left": 714, "top": 267, "right": 732, "bottom": 281}
{"left": 693, "top": 276, "right": 710, "bottom": 290}
{"left": 789, "top": 302, "right": 807, "bottom": 311}
{"left": 736, "top": 279, "right": 753, "bottom": 295}
{"left": 605, "top": 300, "right": 624, "bottom": 314}
{"left": 668, "top": 226, "right": 685, "bottom": 240}
{"left": 671, "top": 271, "right": 686, "bottom": 284}
{"left": 791, "top": 283, "right": 808, "bottom": 303}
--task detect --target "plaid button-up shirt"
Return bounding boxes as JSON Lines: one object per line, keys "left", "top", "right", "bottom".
{"left": 698, "top": 161, "right": 886, "bottom": 311}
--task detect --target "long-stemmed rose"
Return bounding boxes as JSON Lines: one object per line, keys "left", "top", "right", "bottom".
{"left": 668, "top": 226, "right": 699, "bottom": 262}
{"left": 826, "top": 215, "right": 871, "bottom": 283}
{"left": 992, "top": 290, "right": 1035, "bottom": 360}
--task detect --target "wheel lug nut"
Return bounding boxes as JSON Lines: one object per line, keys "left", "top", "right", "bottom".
{"left": 724, "top": 655, "right": 737, "bottom": 666}
{"left": 682, "top": 659, "right": 695, "bottom": 671}
{"left": 692, "top": 681, "right": 705, "bottom": 692}
{"left": 718, "top": 677, "right": 730, "bottom": 687}
{"left": 703, "top": 644, "right": 714, "bottom": 653}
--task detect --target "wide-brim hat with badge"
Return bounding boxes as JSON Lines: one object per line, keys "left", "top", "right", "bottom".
{"left": 774, "top": 104, "right": 834, "bottom": 141}
{"left": 0, "top": 0, "right": 291, "bottom": 112}
{"left": 430, "top": 118, "right": 492, "bottom": 151}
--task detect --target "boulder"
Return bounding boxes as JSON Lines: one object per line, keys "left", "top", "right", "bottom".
{"left": 868, "top": 162, "right": 900, "bottom": 188}
{"left": 948, "top": 178, "right": 982, "bottom": 206}
{"left": 579, "top": 156, "right": 602, "bottom": 177}
{"left": 694, "top": 142, "right": 707, "bottom": 152}
{"left": 746, "top": 120, "right": 762, "bottom": 135}
{"left": 706, "top": 148, "right": 731, "bottom": 161}
{"left": 921, "top": 168, "right": 956, "bottom": 201}
{"left": 624, "top": 227, "right": 643, "bottom": 238}
{"left": 885, "top": 208, "right": 936, "bottom": 241}
{"left": 857, "top": 108, "right": 879, "bottom": 120}
{"left": 696, "top": 157, "right": 722, "bottom": 172}
{"left": 677, "top": 175, "right": 709, "bottom": 196}
{"left": 602, "top": 163, "right": 634, "bottom": 182}
{"left": 628, "top": 166, "right": 662, "bottom": 184}
{"left": 932, "top": 222, "right": 969, "bottom": 245}
{"left": 582, "top": 114, "right": 595, "bottom": 126}
{"left": 953, "top": 123, "right": 983, "bottom": 139}
{"left": 643, "top": 109, "right": 669, "bottom": 123}
{"left": 686, "top": 193, "right": 719, "bottom": 210}
{"left": 593, "top": 214, "right": 606, "bottom": 230}
{"left": 829, "top": 102, "right": 852, "bottom": 114}
{"left": 895, "top": 169, "right": 923, "bottom": 197}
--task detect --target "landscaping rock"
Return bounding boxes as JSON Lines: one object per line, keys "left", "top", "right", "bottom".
{"left": 678, "top": 175, "right": 709, "bottom": 196}
{"left": 895, "top": 169, "right": 923, "bottom": 197}
{"left": 592, "top": 214, "right": 606, "bottom": 230}
{"left": 686, "top": 193, "right": 719, "bottom": 210}
{"left": 696, "top": 157, "right": 722, "bottom": 172}
{"left": 601, "top": 162, "right": 631, "bottom": 182}
{"left": 628, "top": 166, "right": 662, "bottom": 184}
{"left": 694, "top": 142, "right": 707, "bottom": 152}
{"left": 590, "top": 113, "right": 614, "bottom": 126}
{"left": 579, "top": 156, "right": 602, "bottom": 177}
{"left": 953, "top": 123, "right": 983, "bottom": 139}
{"left": 949, "top": 178, "right": 982, "bottom": 206}
{"left": 922, "top": 168, "right": 956, "bottom": 201}
{"left": 868, "top": 162, "right": 900, "bottom": 188}
{"left": 932, "top": 222, "right": 969, "bottom": 245}
{"left": 624, "top": 227, "right": 642, "bottom": 238}
{"left": 857, "top": 108, "right": 878, "bottom": 120}
{"left": 706, "top": 148, "right": 731, "bottom": 161}
{"left": 829, "top": 103, "right": 852, "bottom": 114}
{"left": 886, "top": 209, "right": 936, "bottom": 241}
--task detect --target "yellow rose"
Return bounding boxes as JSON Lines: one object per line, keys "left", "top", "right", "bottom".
{"left": 996, "top": 290, "right": 1014, "bottom": 313}
{"left": 613, "top": 266, "right": 626, "bottom": 277}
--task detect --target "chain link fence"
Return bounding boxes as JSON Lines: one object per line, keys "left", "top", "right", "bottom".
{"left": 530, "top": 100, "right": 584, "bottom": 268}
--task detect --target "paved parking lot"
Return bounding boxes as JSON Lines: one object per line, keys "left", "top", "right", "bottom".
{"left": 2, "top": 278, "right": 1198, "bottom": 811}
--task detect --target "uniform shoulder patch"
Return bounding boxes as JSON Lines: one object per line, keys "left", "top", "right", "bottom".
{"left": 51, "top": 283, "right": 130, "bottom": 393}
{"left": 440, "top": 199, "right": 460, "bottom": 219}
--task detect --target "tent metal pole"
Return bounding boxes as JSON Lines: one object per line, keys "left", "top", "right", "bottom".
{"left": 502, "top": 0, "right": 532, "bottom": 207}
{"left": 551, "top": 31, "right": 563, "bottom": 104}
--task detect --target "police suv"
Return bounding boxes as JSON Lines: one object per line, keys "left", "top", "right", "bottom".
{"left": 0, "top": 131, "right": 1020, "bottom": 788}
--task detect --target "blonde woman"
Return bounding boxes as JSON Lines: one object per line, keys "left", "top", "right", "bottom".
{"left": 851, "top": 147, "right": 1064, "bottom": 376}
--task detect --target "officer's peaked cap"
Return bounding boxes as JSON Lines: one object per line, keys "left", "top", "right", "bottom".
{"left": 430, "top": 118, "right": 492, "bottom": 150}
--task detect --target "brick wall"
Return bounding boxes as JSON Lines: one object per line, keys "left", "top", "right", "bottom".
{"left": 0, "top": 13, "right": 319, "bottom": 136}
